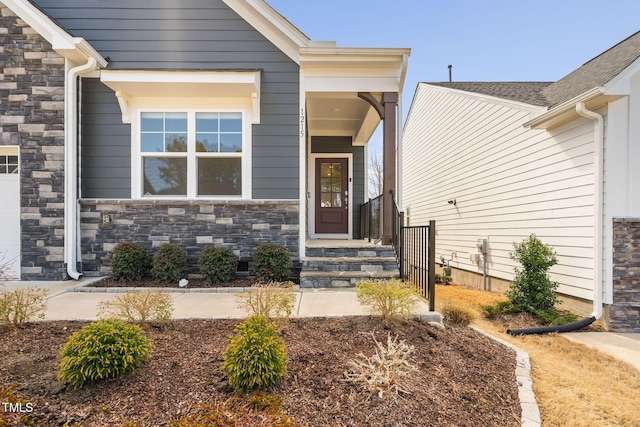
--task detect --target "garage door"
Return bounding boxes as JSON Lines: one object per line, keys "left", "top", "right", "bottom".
{"left": 0, "top": 147, "right": 20, "bottom": 279}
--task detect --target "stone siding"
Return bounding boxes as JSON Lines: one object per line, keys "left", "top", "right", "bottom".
{"left": 0, "top": 4, "right": 67, "bottom": 279}
{"left": 611, "top": 218, "right": 640, "bottom": 332}
{"left": 80, "top": 200, "right": 300, "bottom": 277}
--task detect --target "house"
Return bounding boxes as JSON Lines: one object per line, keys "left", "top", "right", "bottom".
{"left": 402, "top": 31, "right": 640, "bottom": 332}
{"left": 0, "top": 0, "right": 409, "bottom": 284}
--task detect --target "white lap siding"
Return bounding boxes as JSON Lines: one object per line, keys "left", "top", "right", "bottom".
{"left": 402, "top": 84, "right": 598, "bottom": 301}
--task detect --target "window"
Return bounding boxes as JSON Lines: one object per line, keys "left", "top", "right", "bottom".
{"left": 139, "top": 111, "right": 246, "bottom": 198}
{"left": 0, "top": 155, "right": 18, "bottom": 174}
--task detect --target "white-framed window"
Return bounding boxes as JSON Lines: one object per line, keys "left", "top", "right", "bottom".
{"left": 134, "top": 110, "right": 250, "bottom": 199}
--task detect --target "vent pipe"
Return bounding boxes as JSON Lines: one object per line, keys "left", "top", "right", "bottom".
{"left": 448, "top": 64, "right": 452, "bottom": 82}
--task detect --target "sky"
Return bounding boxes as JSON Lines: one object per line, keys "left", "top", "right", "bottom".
{"left": 267, "top": 0, "right": 640, "bottom": 154}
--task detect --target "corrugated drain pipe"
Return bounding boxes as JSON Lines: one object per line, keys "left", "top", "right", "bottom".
{"left": 508, "top": 102, "right": 604, "bottom": 336}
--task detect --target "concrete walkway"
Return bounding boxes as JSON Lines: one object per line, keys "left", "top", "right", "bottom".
{"left": 2, "top": 278, "right": 441, "bottom": 323}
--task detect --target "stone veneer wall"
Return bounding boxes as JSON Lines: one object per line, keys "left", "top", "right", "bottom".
{"left": 0, "top": 4, "right": 67, "bottom": 280}
{"left": 80, "top": 200, "right": 300, "bottom": 277}
{"left": 611, "top": 218, "right": 640, "bottom": 332}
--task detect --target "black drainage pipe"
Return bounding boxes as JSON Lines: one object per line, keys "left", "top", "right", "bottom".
{"left": 507, "top": 316, "right": 596, "bottom": 336}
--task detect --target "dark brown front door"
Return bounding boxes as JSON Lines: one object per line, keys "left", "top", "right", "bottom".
{"left": 315, "top": 158, "right": 349, "bottom": 234}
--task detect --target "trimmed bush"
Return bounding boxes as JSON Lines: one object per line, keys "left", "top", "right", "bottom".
{"left": 58, "top": 319, "right": 152, "bottom": 387}
{"left": 356, "top": 279, "right": 418, "bottom": 325}
{"left": 507, "top": 234, "right": 560, "bottom": 313}
{"left": 111, "top": 242, "right": 150, "bottom": 282}
{"left": 152, "top": 243, "right": 188, "bottom": 284}
{"left": 254, "top": 244, "right": 292, "bottom": 283}
{"left": 440, "top": 302, "right": 477, "bottom": 327}
{"left": 222, "top": 315, "right": 287, "bottom": 391}
{"left": 0, "top": 286, "right": 48, "bottom": 327}
{"left": 99, "top": 290, "right": 174, "bottom": 323}
{"left": 199, "top": 247, "right": 238, "bottom": 284}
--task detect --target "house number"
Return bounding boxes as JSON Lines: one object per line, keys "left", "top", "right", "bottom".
{"left": 300, "top": 108, "right": 305, "bottom": 138}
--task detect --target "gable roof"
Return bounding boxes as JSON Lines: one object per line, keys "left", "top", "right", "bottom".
{"left": 426, "top": 30, "right": 640, "bottom": 112}
{"left": 541, "top": 30, "right": 640, "bottom": 108}
{"left": 427, "top": 82, "right": 552, "bottom": 106}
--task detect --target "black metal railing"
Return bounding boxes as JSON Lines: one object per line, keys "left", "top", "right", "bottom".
{"left": 399, "top": 222, "right": 436, "bottom": 311}
{"left": 359, "top": 194, "right": 383, "bottom": 242}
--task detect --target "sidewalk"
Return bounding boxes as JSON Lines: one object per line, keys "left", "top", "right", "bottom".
{"left": 3, "top": 278, "right": 441, "bottom": 324}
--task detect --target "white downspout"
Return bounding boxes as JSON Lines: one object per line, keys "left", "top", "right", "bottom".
{"left": 65, "top": 57, "right": 98, "bottom": 280}
{"left": 576, "top": 102, "right": 604, "bottom": 320}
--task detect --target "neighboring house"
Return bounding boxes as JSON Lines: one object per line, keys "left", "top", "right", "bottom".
{"left": 403, "top": 31, "right": 640, "bottom": 332}
{"left": 0, "top": 0, "right": 409, "bottom": 281}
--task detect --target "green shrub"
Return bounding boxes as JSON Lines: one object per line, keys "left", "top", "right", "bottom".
{"left": 507, "top": 234, "right": 560, "bottom": 314}
{"left": 152, "top": 243, "right": 189, "bottom": 284}
{"left": 254, "top": 244, "right": 292, "bottom": 283}
{"left": 356, "top": 279, "right": 418, "bottom": 325}
{"left": 199, "top": 247, "right": 238, "bottom": 284}
{"left": 222, "top": 315, "right": 287, "bottom": 391}
{"left": 0, "top": 286, "right": 48, "bottom": 327}
{"left": 236, "top": 282, "right": 296, "bottom": 323}
{"left": 440, "top": 302, "right": 477, "bottom": 327}
{"left": 480, "top": 300, "right": 516, "bottom": 319}
{"left": 58, "top": 319, "right": 152, "bottom": 387}
{"left": 170, "top": 392, "right": 302, "bottom": 427}
{"left": 98, "top": 290, "right": 174, "bottom": 323}
{"left": 111, "top": 242, "right": 150, "bottom": 282}
{"left": 435, "top": 274, "right": 452, "bottom": 285}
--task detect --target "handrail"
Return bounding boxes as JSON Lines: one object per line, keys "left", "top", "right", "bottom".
{"left": 359, "top": 194, "right": 383, "bottom": 242}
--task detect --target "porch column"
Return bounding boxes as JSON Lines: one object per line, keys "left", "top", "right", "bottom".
{"left": 382, "top": 93, "right": 398, "bottom": 244}
{"left": 358, "top": 92, "right": 398, "bottom": 245}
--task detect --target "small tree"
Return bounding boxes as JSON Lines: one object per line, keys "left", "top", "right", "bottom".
{"left": 507, "top": 234, "right": 560, "bottom": 313}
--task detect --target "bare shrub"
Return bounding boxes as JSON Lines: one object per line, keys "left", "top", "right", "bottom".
{"left": 344, "top": 332, "right": 418, "bottom": 398}
{"left": 237, "top": 282, "right": 296, "bottom": 323}
{"left": 356, "top": 279, "right": 418, "bottom": 325}
{"left": 99, "top": 290, "right": 174, "bottom": 323}
{"left": 0, "top": 287, "right": 48, "bottom": 326}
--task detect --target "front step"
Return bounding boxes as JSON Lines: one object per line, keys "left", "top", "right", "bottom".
{"left": 300, "top": 244, "right": 399, "bottom": 288}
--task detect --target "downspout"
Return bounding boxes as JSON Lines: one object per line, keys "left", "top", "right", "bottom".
{"left": 509, "top": 101, "right": 604, "bottom": 335}
{"left": 65, "top": 57, "right": 98, "bottom": 280}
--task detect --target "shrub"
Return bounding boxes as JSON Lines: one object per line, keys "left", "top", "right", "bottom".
{"left": 440, "top": 302, "right": 477, "bottom": 327}
{"left": 356, "top": 279, "right": 418, "bottom": 325}
{"left": 507, "top": 234, "right": 560, "bottom": 314}
{"left": 254, "top": 244, "right": 292, "bottom": 283}
{"left": 152, "top": 243, "right": 189, "bottom": 284}
{"left": 58, "top": 319, "right": 152, "bottom": 387}
{"left": 222, "top": 315, "right": 287, "bottom": 391}
{"left": 199, "top": 247, "right": 238, "bottom": 284}
{"left": 98, "top": 290, "right": 174, "bottom": 323}
{"left": 0, "top": 286, "right": 48, "bottom": 327}
{"left": 111, "top": 242, "right": 150, "bottom": 282}
{"left": 480, "top": 300, "right": 516, "bottom": 319}
{"left": 236, "top": 282, "right": 296, "bottom": 323}
{"left": 435, "top": 273, "right": 452, "bottom": 285}
{"left": 344, "top": 332, "right": 418, "bottom": 398}
{"left": 170, "top": 392, "right": 302, "bottom": 427}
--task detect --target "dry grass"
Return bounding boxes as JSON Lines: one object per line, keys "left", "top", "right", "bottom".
{"left": 435, "top": 284, "right": 640, "bottom": 427}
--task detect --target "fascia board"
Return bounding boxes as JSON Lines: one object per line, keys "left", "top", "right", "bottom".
{"left": 523, "top": 87, "right": 604, "bottom": 129}
{"left": 603, "top": 56, "right": 640, "bottom": 95}
{"left": 3, "top": 0, "right": 106, "bottom": 66}
{"left": 221, "top": 0, "right": 310, "bottom": 64}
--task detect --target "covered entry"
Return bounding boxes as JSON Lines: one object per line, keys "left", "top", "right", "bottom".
{"left": 0, "top": 146, "right": 20, "bottom": 279}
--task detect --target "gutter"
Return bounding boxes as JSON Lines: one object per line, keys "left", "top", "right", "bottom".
{"left": 523, "top": 87, "right": 603, "bottom": 129}
{"left": 509, "top": 102, "right": 605, "bottom": 335}
{"left": 65, "top": 57, "right": 99, "bottom": 280}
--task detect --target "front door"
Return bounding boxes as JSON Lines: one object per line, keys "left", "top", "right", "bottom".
{"left": 315, "top": 158, "right": 349, "bottom": 234}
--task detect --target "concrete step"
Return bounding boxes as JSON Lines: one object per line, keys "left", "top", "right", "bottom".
{"left": 301, "top": 256, "right": 399, "bottom": 272}
{"left": 299, "top": 270, "right": 399, "bottom": 288}
{"left": 305, "top": 245, "right": 396, "bottom": 258}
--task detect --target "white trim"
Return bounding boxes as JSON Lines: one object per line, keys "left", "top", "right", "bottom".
{"left": 308, "top": 153, "right": 353, "bottom": 239}
{"left": 0, "top": 146, "right": 20, "bottom": 279}
{"left": 131, "top": 107, "right": 252, "bottom": 200}
{"left": 100, "top": 70, "right": 261, "bottom": 124}
{"left": 299, "top": 68, "right": 307, "bottom": 257}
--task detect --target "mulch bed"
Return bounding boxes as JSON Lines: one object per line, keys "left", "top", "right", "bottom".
{"left": 1, "top": 317, "right": 521, "bottom": 426}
